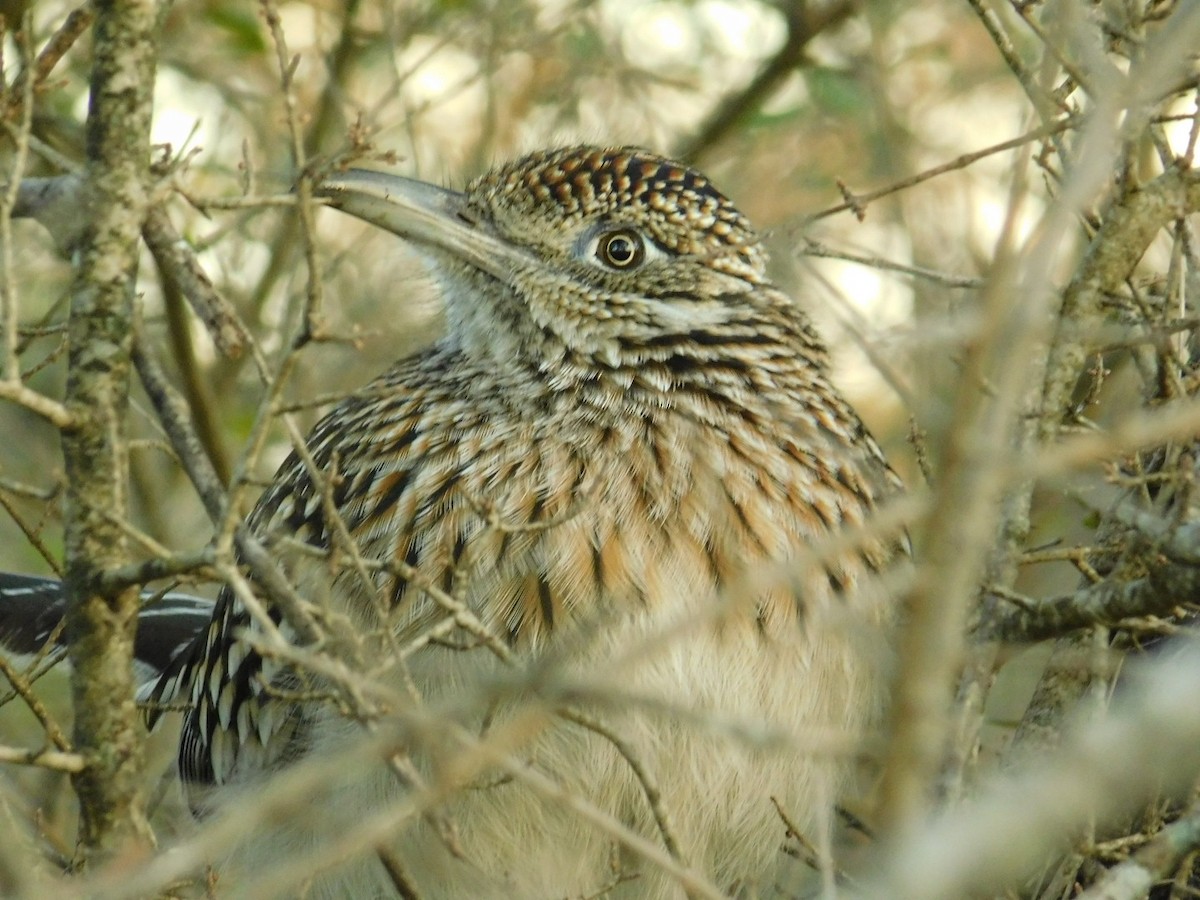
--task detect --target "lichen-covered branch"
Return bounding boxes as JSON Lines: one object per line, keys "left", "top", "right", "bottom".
{"left": 977, "top": 560, "right": 1200, "bottom": 644}
{"left": 62, "top": 0, "right": 158, "bottom": 865}
{"left": 1074, "top": 799, "right": 1200, "bottom": 900}
{"left": 1040, "top": 167, "right": 1200, "bottom": 438}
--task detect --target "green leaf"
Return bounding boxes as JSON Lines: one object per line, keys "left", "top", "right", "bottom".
{"left": 206, "top": 6, "right": 268, "bottom": 55}
{"left": 805, "top": 67, "right": 868, "bottom": 115}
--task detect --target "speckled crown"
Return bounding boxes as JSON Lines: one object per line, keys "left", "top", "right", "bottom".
{"left": 468, "top": 145, "right": 765, "bottom": 270}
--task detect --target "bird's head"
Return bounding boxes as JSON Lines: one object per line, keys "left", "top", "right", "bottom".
{"left": 319, "top": 146, "right": 817, "bottom": 379}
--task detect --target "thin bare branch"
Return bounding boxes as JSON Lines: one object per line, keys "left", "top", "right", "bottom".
{"left": 0, "top": 744, "right": 86, "bottom": 773}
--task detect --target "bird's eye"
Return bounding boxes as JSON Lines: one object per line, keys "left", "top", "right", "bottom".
{"left": 596, "top": 230, "right": 644, "bottom": 269}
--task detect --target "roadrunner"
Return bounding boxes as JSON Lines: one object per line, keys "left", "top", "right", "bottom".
{"left": 1, "top": 146, "right": 905, "bottom": 897}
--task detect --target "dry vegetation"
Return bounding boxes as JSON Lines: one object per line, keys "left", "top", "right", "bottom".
{"left": 1, "top": 0, "right": 1199, "bottom": 897}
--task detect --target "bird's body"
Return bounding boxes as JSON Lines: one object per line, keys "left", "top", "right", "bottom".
{"left": 10, "top": 147, "right": 905, "bottom": 897}
{"left": 208, "top": 335, "right": 893, "bottom": 896}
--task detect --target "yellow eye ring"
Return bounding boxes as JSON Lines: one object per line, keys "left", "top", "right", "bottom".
{"left": 597, "top": 230, "right": 644, "bottom": 269}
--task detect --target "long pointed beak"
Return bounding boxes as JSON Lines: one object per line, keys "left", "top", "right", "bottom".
{"left": 316, "top": 169, "right": 525, "bottom": 282}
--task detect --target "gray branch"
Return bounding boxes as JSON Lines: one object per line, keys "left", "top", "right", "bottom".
{"left": 61, "top": 0, "right": 159, "bottom": 865}
{"left": 977, "top": 560, "right": 1200, "bottom": 644}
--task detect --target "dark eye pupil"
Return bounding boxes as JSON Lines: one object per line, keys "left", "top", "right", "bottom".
{"left": 608, "top": 237, "right": 632, "bottom": 261}
{"left": 602, "top": 232, "right": 639, "bottom": 267}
